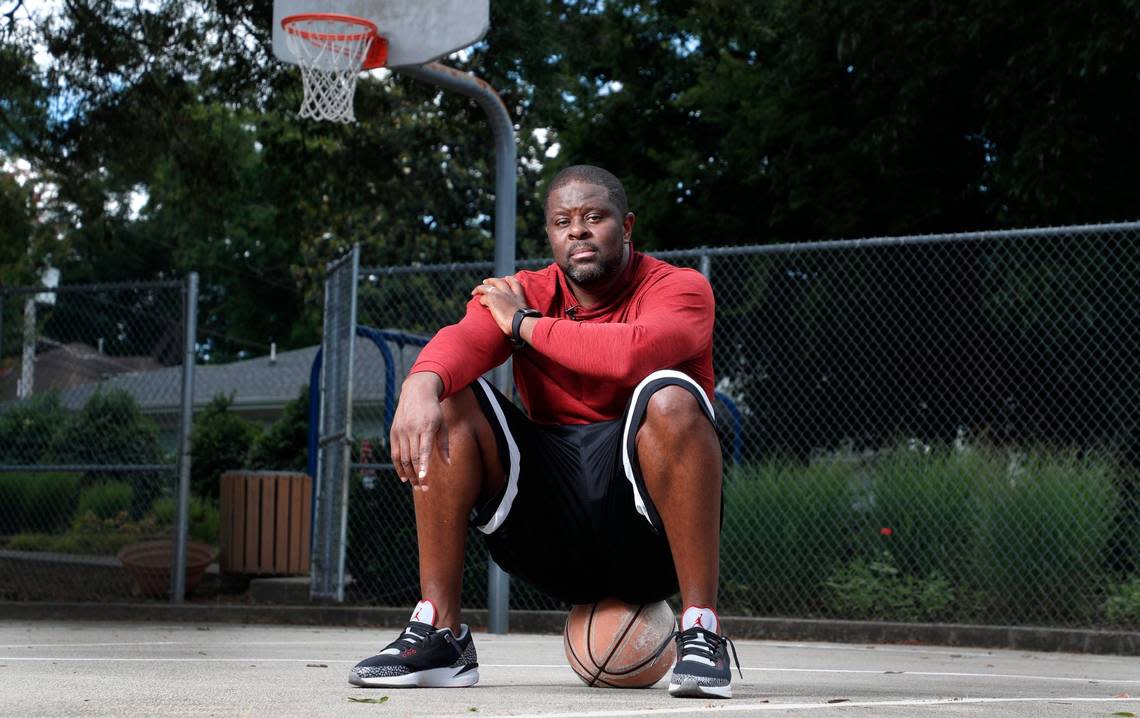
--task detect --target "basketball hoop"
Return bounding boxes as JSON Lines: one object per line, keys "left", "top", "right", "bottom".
{"left": 281, "top": 13, "right": 389, "bottom": 123}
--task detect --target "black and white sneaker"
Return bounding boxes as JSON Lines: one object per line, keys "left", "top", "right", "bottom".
{"left": 668, "top": 625, "right": 740, "bottom": 698}
{"left": 349, "top": 601, "right": 479, "bottom": 688}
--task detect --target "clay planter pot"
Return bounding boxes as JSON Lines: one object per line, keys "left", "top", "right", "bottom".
{"left": 117, "top": 539, "right": 216, "bottom": 597}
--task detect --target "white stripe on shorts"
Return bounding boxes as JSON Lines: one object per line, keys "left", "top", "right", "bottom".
{"left": 620, "top": 370, "right": 716, "bottom": 525}
{"left": 473, "top": 377, "right": 521, "bottom": 535}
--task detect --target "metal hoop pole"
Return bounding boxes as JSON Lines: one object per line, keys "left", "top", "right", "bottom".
{"left": 395, "top": 62, "right": 516, "bottom": 635}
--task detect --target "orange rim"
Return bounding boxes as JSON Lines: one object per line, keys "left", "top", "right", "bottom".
{"left": 281, "top": 13, "right": 388, "bottom": 69}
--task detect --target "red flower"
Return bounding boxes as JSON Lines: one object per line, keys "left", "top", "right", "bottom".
{"left": 879, "top": 527, "right": 894, "bottom": 536}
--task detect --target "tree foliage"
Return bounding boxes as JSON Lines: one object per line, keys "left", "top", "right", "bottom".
{"left": 190, "top": 392, "right": 260, "bottom": 500}
{"left": 1, "top": 0, "right": 1137, "bottom": 356}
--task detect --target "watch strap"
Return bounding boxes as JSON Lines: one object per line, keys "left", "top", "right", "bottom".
{"left": 511, "top": 308, "right": 541, "bottom": 347}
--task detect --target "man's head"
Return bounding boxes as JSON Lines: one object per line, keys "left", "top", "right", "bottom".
{"left": 544, "top": 165, "right": 635, "bottom": 292}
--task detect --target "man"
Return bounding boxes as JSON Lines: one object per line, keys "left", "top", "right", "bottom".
{"left": 349, "top": 165, "right": 736, "bottom": 698}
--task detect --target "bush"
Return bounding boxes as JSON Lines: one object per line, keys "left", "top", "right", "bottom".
{"left": 246, "top": 385, "right": 309, "bottom": 472}
{"left": 863, "top": 444, "right": 994, "bottom": 582}
{"left": 968, "top": 449, "right": 1119, "bottom": 623}
{"left": 720, "top": 458, "right": 857, "bottom": 615}
{"left": 7, "top": 510, "right": 165, "bottom": 555}
{"left": 729, "top": 443, "right": 1123, "bottom": 624}
{"left": 51, "top": 388, "right": 167, "bottom": 518}
{"left": 1104, "top": 578, "right": 1140, "bottom": 626}
{"left": 0, "top": 472, "right": 80, "bottom": 535}
{"left": 0, "top": 392, "right": 67, "bottom": 464}
{"left": 149, "top": 496, "right": 221, "bottom": 545}
{"left": 190, "top": 394, "right": 261, "bottom": 500}
{"left": 824, "top": 550, "right": 956, "bottom": 621}
{"left": 76, "top": 482, "right": 133, "bottom": 520}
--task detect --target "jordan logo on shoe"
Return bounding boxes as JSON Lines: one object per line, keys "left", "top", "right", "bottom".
{"left": 413, "top": 607, "right": 423, "bottom": 621}
{"left": 694, "top": 615, "right": 704, "bottom": 628}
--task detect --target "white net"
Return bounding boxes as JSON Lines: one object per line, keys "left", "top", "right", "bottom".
{"left": 282, "top": 16, "right": 377, "bottom": 123}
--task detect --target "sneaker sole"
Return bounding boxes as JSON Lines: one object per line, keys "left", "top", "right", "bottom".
{"left": 668, "top": 677, "right": 731, "bottom": 699}
{"left": 349, "top": 665, "right": 479, "bottom": 688}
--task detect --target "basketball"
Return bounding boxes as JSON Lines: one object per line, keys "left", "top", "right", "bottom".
{"left": 563, "top": 598, "right": 677, "bottom": 688}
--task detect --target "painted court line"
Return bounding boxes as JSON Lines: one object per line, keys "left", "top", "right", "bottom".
{"left": 486, "top": 697, "right": 1140, "bottom": 718}
{"left": 483, "top": 664, "right": 1140, "bottom": 684}
{"left": 4, "top": 657, "right": 1137, "bottom": 687}
{"left": 0, "top": 641, "right": 182, "bottom": 649}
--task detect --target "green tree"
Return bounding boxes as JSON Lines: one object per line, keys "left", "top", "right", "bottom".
{"left": 190, "top": 393, "right": 261, "bottom": 500}
{"left": 0, "top": 391, "right": 66, "bottom": 463}
{"left": 51, "top": 388, "right": 165, "bottom": 518}
{"left": 2, "top": 0, "right": 1138, "bottom": 359}
{"left": 245, "top": 384, "right": 309, "bottom": 472}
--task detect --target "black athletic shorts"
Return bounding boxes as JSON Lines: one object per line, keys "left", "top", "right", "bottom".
{"left": 467, "top": 369, "right": 717, "bottom": 605}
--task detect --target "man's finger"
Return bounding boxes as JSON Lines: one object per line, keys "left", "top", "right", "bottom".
{"left": 417, "top": 429, "right": 433, "bottom": 487}
{"left": 390, "top": 431, "right": 407, "bottom": 482}
{"left": 402, "top": 434, "right": 418, "bottom": 486}
{"left": 438, "top": 418, "right": 451, "bottom": 465}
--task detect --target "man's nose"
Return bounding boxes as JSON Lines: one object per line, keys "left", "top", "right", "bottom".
{"left": 568, "top": 216, "right": 590, "bottom": 237}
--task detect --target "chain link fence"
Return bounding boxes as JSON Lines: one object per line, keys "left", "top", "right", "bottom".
{"left": 0, "top": 280, "right": 193, "bottom": 601}
{"left": 343, "top": 222, "right": 1140, "bottom": 628}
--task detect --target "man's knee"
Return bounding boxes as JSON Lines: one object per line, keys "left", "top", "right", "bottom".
{"left": 639, "top": 385, "right": 711, "bottom": 443}
{"left": 439, "top": 386, "right": 487, "bottom": 428}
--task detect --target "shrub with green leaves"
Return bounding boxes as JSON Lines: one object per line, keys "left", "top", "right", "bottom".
{"left": 1103, "top": 577, "right": 1140, "bottom": 626}
{"left": 245, "top": 385, "right": 309, "bottom": 472}
{"left": 149, "top": 496, "right": 220, "bottom": 545}
{"left": 824, "top": 550, "right": 956, "bottom": 621}
{"left": 51, "top": 388, "right": 167, "bottom": 518}
{"left": 968, "top": 450, "right": 1118, "bottom": 623}
{"left": 721, "top": 458, "right": 857, "bottom": 615}
{"left": 8, "top": 511, "right": 165, "bottom": 555}
{"left": 862, "top": 445, "right": 995, "bottom": 583}
{"left": 190, "top": 394, "right": 261, "bottom": 500}
{"left": 0, "top": 392, "right": 67, "bottom": 464}
{"left": 0, "top": 472, "right": 80, "bottom": 535}
{"left": 76, "top": 481, "right": 133, "bottom": 520}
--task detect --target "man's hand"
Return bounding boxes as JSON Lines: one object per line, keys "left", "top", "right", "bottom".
{"left": 389, "top": 372, "right": 449, "bottom": 491}
{"left": 472, "top": 276, "right": 527, "bottom": 337}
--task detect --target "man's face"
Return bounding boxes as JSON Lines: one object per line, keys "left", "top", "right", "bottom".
{"left": 545, "top": 181, "right": 635, "bottom": 289}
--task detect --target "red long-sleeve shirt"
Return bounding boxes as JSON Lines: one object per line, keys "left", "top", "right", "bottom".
{"left": 410, "top": 252, "right": 715, "bottom": 425}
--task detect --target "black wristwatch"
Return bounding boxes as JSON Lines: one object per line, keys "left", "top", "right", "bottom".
{"left": 511, "top": 308, "right": 542, "bottom": 347}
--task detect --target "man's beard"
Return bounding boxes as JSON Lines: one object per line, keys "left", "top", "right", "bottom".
{"left": 561, "top": 247, "right": 623, "bottom": 286}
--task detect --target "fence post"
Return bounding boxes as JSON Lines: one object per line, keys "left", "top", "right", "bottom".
{"left": 17, "top": 297, "right": 35, "bottom": 399}
{"left": 311, "top": 245, "right": 360, "bottom": 602}
{"left": 170, "top": 272, "right": 199, "bottom": 603}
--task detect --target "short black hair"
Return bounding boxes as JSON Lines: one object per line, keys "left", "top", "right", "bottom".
{"left": 544, "top": 165, "right": 629, "bottom": 217}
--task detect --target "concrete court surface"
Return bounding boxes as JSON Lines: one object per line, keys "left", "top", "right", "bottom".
{"left": 1, "top": 620, "right": 1139, "bottom": 717}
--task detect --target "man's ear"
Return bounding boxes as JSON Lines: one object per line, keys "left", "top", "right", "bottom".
{"left": 623, "top": 211, "right": 636, "bottom": 242}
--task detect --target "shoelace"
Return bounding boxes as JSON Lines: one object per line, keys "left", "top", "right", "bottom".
{"left": 382, "top": 620, "right": 435, "bottom": 653}
{"left": 672, "top": 626, "right": 744, "bottom": 679}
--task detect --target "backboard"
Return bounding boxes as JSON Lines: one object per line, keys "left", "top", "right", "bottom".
{"left": 273, "top": 0, "right": 490, "bottom": 69}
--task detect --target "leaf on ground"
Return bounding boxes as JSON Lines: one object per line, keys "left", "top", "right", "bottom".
{"left": 1115, "top": 693, "right": 1132, "bottom": 699}
{"left": 884, "top": 670, "right": 903, "bottom": 674}
{"left": 468, "top": 708, "right": 479, "bottom": 713}
{"left": 306, "top": 663, "right": 328, "bottom": 668}
{"left": 347, "top": 696, "right": 389, "bottom": 704}
{"left": 826, "top": 698, "right": 850, "bottom": 704}
{"left": 1110, "top": 712, "right": 1134, "bottom": 717}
